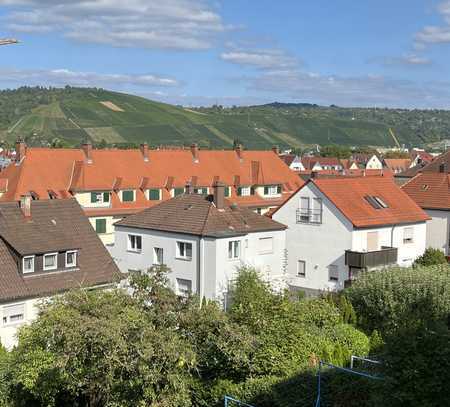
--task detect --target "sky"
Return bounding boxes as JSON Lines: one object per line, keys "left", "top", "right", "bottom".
{"left": 1, "top": 0, "right": 450, "bottom": 108}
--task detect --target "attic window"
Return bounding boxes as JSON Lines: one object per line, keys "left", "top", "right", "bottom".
{"left": 421, "top": 184, "right": 429, "bottom": 191}
{"left": 365, "top": 195, "right": 389, "bottom": 209}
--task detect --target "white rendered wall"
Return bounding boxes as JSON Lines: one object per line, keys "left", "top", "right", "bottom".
{"left": 425, "top": 209, "right": 450, "bottom": 255}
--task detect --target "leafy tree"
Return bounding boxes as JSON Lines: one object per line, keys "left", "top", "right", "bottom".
{"left": 413, "top": 247, "right": 447, "bottom": 267}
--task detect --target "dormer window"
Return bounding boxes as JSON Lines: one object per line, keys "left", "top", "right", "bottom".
{"left": 237, "top": 186, "right": 252, "bottom": 196}
{"left": 121, "top": 190, "right": 135, "bottom": 202}
{"left": 43, "top": 253, "right": 58, "bottom": 271}
{"left": 193, "top": 187, "right": 208, "bottom": 195}
{"left": 91, "top": 192, "right": 110, "bottom": 204}
{"left": 65, "top": 251, "right": 77, "bottom": 268}
{"left": 263, "top": 185, "right": 282, "bottom": 196}
{"left": 173, "top": 188, "right": 185, "bottom": 197}
{"left": 22, "top": 255, "right": 34, "bottom": 273}
{"left": 224, "top": 186, "right": 231, "bottom": 197}
{"left": 148, "top": 188, "right": 161, "bottom": 201}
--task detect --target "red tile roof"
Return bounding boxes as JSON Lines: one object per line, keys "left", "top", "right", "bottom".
{"left": 0, "top": 147, "right": 303, "bottom": 214}
{"left": 384, "top": 159, "right": 411, "bottom": 173}
{"left": 273, "top": 176, "right": 429, "bottom": 228}
{"left": 401, "top": 172, "right": 450, "bottom": 210}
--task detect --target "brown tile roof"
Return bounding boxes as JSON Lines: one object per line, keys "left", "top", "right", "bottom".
{"left": 273, "top": 176, "right": 429, "bottom": 228}
{"left": 301, "top": 156, "right": 342, "bottom": 169}
{"left": 0, "top": 147, "right": 303, "bottom": 214}
{"left": 384, "top": 159, "right": 412, "bottom": 173}
{"left": 401, "top": 172, "right": 450, "bottom": 210}
{"left": 0, "top": 199, "right": 120, "bottom": 302}
{"left": 115, "top": 193, "right": 287, "bottom": 238}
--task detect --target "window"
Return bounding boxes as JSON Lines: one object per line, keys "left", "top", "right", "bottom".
{"left": 299, "top": 197, "right": 310, "bottom": 222}
{"left": 403, "top": 227, "right": 414, "bottom": 244}
{"left": 95, "top": 218, "right": 107, "bottom": 234}
{"left": 365, "top": 195, "right": 389, "bottom": 209}
{"left": 148, "top": 189, "right": 161, "bottom": 200}
{"left": 90, "top": 192, "right": 110, "bottom": 204}
{"left": 258, "top": 237, "right": 273, "bottom": 254}
{"left": 311, "top": 198, "right": 323, "bottom": 223}
{"left": 22, "top": 256, "right": 34, "bottom": 273}
{"left": 228, "top": 240, "right": 240, "bottom": 259}
{"left": 2, "top": 303, "right": 25, "bottom": 326}
{"left": 263, "top": 185, "right": 282, "bottom": 196}
{"left": 297, "top": 260, "right": 306, "bottom": 277}
{"left": 224, "top": 186, "right": 231, "bottom": 197}
{"left": 237, "top": 186, "right": 251, "bottom": 196}
{"left": 297, "top": 197, "right": 323, "bottom": 224}
{"left": 122, "top": 190, "right": 135, "bottom": 202}
{"left": 329, "top": 264, "right": 339, "bottom": 282}
{"left": 173, "top": 187, "right": 185, "bottom": 197}
{"left": 128, "top": 234, "right": 142, "bottom": 252}
{"left": 193, "top": 187, "right": 208, "bottom": 195}
{"left": 65, "top": 251, "right": 77, "bottom": 267}
{"left": 176, "top": 278, "right": 192, "bottom": 297}
{"left": 177, "top": 241, "right": 192, "bottom": 260}
{"left": 153, "top": 247, "right": 164, "bottom": 265}
{"left": 43, "top": 253, "right": 58, "bottom": 271}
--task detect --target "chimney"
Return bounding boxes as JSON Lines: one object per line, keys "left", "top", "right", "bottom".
{"left": 272, "top": 145, "right": 280, "bottom": 155}
{"left": 235, "top": 144, "right": 243, "bottom": 161}
{"left": 213, "top": 181, "right": 225, "bottom": 210}
{"left": 310, "top": 170, "right": 318, "bottom": 179}
{"left": 190, "top": 143, "right": 199, "bottom": 163}
{"left": 82, "top": 141, "right": 92, "bottom": 164}
{"left": 185, "top": 181, "right": 193, "bottom": 194}
{"left": 439, "top": 163, "right": 446, "bottom": 173}
{"left": 15, "top": 139, "right": 26, "bottom": 163}
{"left": 140, "top": 143, "right": 149, "bottom": 162}
{"left": 19, "top": 194, "right": 31, "bottom": 218}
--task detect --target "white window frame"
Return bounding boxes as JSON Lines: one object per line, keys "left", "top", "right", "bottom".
{"left": 265, "top": 185, "right": 279, "bottom": 196}
{"left": 258, "top": 237, "right": 274, "bottom": 254}
{"left": 176, "top": 278, "right": 192, "bottom": 297}
{"left": 240, "top": 186, "right": 251, "bottom": 196}
{"left": 65, "top": 250, "right": 77, "bottom": 268}
{"left": 127, "top": 234, "right": 142, "bottom": 253}
{"left": 22, "top": 255, "right": 35, "bottom": 274}
{"left": 228, "top": 240, "right": 241, "bottom": 260}
{"left": 297, "top": 260, "right": 306, "bottom": 277}
{"left": 91, "top": 191, "right": 110, "bottom": 204}
{"left": 121, "top": 189, "right": 136, "bottom": 202}
{"left": 2, "top": 303, "right": 25, "bottom": 326}
{"left": 403, "top": 227, "right": 414, "bottom": 244}
{"left": 153, "top": 247, "right": 164, "bottom": 265}
{"left": 329, "top": 264, "right": 339, "bottom": 282}
{"left": 43, "top": 252, "right": 58, "bottom": 271}
{"left": 176, "top": 241, "right": 193, "bottom": 260}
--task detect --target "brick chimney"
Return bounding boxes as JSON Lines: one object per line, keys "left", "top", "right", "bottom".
{"left": 140, "top": 143, "right": 149, "bottom": 162}
{"left": 19, "top": 194, "right": 31, "bottom": 218}
{"left": 15, "top": 139, "right": 26, "bottom": 163}
{"left": 191, "top": 143, "right": 199, "bottom": 163}
{"left": 82, "top": 141, "right": 93, "bottom": 164}
{"left": 213, "top": 181, "right": 225, "bottom": 210}
{"left": 235, "top": 144, "right": 243, "bottom": 161}
{"left": 272, "top": 145, "right": 280, "bottom": 155}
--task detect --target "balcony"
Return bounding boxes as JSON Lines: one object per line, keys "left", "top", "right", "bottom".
{"left": 345, "top": 246, "right": 398, "bottom": 269}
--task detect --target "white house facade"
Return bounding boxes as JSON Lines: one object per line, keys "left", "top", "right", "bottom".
{"left": 273, "top": 177, "right": 429, "bottom": 294}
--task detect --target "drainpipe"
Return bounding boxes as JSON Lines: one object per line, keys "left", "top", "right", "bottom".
{"left": 391, "top": 224, "right": 398, "bottom": 265}
{"left": 197, "top": 236, "right": 205, "bottom": 306}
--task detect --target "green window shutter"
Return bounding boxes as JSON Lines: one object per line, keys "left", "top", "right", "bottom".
{"left": 122, "top": 190, "right": 134, "bottom": 202}
{"left": 277, "top": 185, "right": 282, "bottom": 194}
{"left": 103, "top": 192, "right": 110, "bottom": 202}
{"left": 250, "top": 187, "right": 255, "bottom": 195}
{"left": 237, "top": 187, "right": 242, "bottom": 196}
{"left": 264, "top": 186, "right": 269, "bottom": 195}
{"left": 174, "top": 188, "right": 184, "bottom": 196}
{"left": 202, "top": 188, "right": 207, "bottom": 195}
{"left": 224, "top": 187, "right": 230, "bottom": 197}
{"left": 95, "top": 218, "right": 106, "bottom": 234}
{"left": 149, "top": 189, "right": 160, "bottom": 200}
{"left": 90, "top": 192, "right": 98, "bottom": 203}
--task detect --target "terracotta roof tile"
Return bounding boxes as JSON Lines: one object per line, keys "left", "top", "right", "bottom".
{"left": 401, "top": 172, "right": 450, "bottom": 210}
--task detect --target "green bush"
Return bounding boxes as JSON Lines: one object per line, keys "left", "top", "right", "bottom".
{"left": 413, "top": 247, "right": 448, "bottom": 267}
{"left": 345, "top": 265, "right": 450, "bottom": 334}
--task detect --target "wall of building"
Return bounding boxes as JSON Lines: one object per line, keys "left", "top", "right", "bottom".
{"left": 88, "top": 216, "right": 116, "bottom": 245}
{"left": 425, "top": 209, "right": 450, "bottom": 255}
{"left": 74, "top": 192, "right": 111, "bottom": 208}
{"left": 0, "top": 297, "right": 41, "bottom": 350}
{"left": 273, "top": 182, "right": 353, "bottom": 293}
{"left": 366, "top": 156, "right": 383, "bottom": 170}
{"left": 351, "top": 222, "right": 427, "bottom": 267}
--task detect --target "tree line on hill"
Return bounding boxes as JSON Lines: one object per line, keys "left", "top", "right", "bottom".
{"left": 1, "top": 251, "right": 449, "bottom": 407}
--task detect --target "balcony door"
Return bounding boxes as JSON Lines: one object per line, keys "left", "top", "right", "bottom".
{"left": 367, "top": 231, "right": 378, "bottom": 252}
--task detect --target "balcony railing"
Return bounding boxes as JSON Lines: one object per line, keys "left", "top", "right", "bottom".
{"left": 345, "top": 246, "right": 398, "bottom": 269}
{"left": 296, "top": 208, "right": 322, "bottom": 224}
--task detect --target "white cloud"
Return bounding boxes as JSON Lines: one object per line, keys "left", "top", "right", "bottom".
{"left": 220, "top": 48, "right": 298, "bottom": 70}
{"left": 0, "top": 0, "right": 227, "bottom": 50}
{"left": 0, "top": 67, "right": 179, "bottom": 88}
{"left": 370, "top": 53, "right": 431, "bottom": 66}
{"left": 415, "top": 1, "right": 450, "bottom": 45}
{"left": 239, "top": 69, "right": 450, "bottom": 108}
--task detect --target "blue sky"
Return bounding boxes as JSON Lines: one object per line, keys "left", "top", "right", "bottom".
{"left": 1, "top": 0, "right": 450, "bottom": 108}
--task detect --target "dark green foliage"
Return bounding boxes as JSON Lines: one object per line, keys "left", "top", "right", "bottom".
{"left": 413, "top": 247, "right": 448, "bottom": 267}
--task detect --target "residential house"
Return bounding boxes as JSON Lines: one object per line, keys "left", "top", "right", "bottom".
{"left": 280, "top": 153, "right": 305, "bottom": 171}
{"left": 0, "top": 197, "right": 119, "bottom": 349}
{"left": 383, "top": 158, "right": 412, "bottom": 174}
{"left": 410, "top": 149, "right": 434, "bottom": 168}
{"left": 0, "top": 141, "right": 303, "bottom": 245}
{"left": 112, "top": 182, "right": 287, "bottom": 304}
{"left": 351, "top": 154, "right": 383, "bottom": 170}
{"left": 272, "top": 176, "right": 428, "bottom": 294}
{"left": 301, "top": 157, "right": 343, "bottom": 171}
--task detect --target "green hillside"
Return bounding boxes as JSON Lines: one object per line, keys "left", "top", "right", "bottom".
{"left": 1, "top": 87, "right": 449, "bottom": 149}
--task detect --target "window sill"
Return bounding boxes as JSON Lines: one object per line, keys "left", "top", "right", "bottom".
{"left": 258, "top": 251, "right": 273, "bottom": 255}
{"left": 176, "top": 257, "right": 192, "bottom": 261}
{"left": 228, "top": 257, "right": 240, "bottom": 261}
{"left": 127, "top": 250, "right": 142, "bottom": 254}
